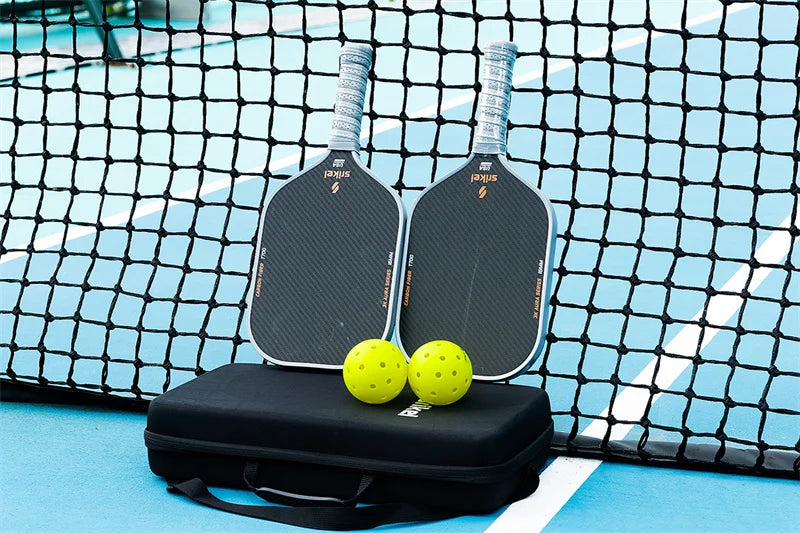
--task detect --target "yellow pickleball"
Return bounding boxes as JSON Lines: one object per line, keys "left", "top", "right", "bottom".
{"left": 343, "top": 339, "right": 408, "bottom": 404}
{"left": 408, "top": 340, "right": 472, "bottom": 406}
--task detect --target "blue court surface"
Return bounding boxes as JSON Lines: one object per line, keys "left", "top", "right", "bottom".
{"left": 1, "top": 1, "right": 798, "bottom": 532}
{"left": 1, "top": 401, "right": 798, "bottom": 532}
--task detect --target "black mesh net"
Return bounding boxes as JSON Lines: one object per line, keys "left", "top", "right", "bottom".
{"left": 1, "top": 0, "right": 798, "bottom": 478}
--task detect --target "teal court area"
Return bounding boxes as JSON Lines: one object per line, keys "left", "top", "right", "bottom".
{"left": 1, "top": 1, "right": 798, "bottom": 531}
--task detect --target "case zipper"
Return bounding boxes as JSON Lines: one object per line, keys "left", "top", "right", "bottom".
{"left": 145, "top": 421, "right": 553, "bottom": 484}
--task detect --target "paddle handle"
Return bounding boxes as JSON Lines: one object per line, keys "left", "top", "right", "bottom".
{"left": 472, "top": 41, "right": 518, "bottom": 155}
{"left": 328, "top": 43, "right": 373, "bottom": 152}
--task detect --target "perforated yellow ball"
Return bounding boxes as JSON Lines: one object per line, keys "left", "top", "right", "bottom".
{"left": 408, "top": 340, "right": 472, "bottom": 406}
{"left": 343, "top": 339, "right": 408, "bottom": 404}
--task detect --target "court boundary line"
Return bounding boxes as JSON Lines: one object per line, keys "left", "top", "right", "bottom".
{"left": 486, "top": 3, "right": 800, "bottom": 531}
{"left": 485, "top": 212, "right": 797, "bottom": 532}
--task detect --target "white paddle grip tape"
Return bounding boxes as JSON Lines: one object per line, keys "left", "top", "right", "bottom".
{"left": 473, "top": 40, "right": 517, "bottom": 155}
{"left": 328, "top": 43, "right": 372, "bottom": 152}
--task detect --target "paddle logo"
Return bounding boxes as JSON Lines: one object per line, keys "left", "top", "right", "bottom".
{"left": 324, "top": 170, "right": 351, "bottom": 179}
{"left": 470, "top": 173, "right": 497, "bottom": 183}
{"left": 325, "top": 159, "right": 350, "bottom": 193}
{"left": 471, "top": 162, "right": 497, "bottom": 197}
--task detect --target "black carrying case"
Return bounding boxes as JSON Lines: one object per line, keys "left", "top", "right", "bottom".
{"left": 145, "top": 363, "right": 553, "bottom": 530}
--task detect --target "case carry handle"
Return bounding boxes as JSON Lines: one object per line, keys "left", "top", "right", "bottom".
{"left": 243, "top": 461, "right": 372, "bottom": 507}
{"left": 167, "top": 478, "right": 461, "bottom": 530}
{"left": 166, "top": 463, "right": 540, "bottom": 530}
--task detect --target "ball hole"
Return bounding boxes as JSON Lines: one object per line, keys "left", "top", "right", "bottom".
{"left": 359, "top": 364, "right": 365, "bottom": 370}
{"left": 456, "top": 355, "right": 460, "bottom": 360}
{"left": 435, "top": 372, "right": 441, "bottom": 378}
{"left": 452, "top": 370, "right": 457, "bottom": 376}
{"left": 440, "top": 355, "right": 445, "bottom": 361}
{"left": 370, "top": 384, "right": 376, "bottom": 389}
{"left": 416, "top": 372, "right": 421, "bottom": 378}
{"left": 431, "top": 391, "right": 437, "bottom": 396}
{"left": 396, "top": 362, "right": 401, "bottom": 368}
{"left": 452, "top": 387, "right": 457, "bottom": 393}
{"left": 380, "top": 362, "right": 386, "bottom": 368}
{"left": 386, "top": 378, "right": 392, "bottom": 384}
{"left": 424, "top": 353, "right": 430, "bottom": 358}
{"left": 464, "top": 378, "right": 468, "bottom": 383}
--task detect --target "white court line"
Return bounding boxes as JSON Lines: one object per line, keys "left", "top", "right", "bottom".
{"left": 485, "top": 213, "right": 797, "bottom": 533}
{"left": 486, "top": 4, "right": 776, "bottom": 531}
{"left": 0, "top": 148, "right": 326, "bottom": 265}
{"left": 0, "top": 2, "right": 751, "bottom": 266}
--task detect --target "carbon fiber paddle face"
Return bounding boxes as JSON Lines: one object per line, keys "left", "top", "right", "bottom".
{"left": 397, "top": 154, "right": 555, "bottom": 380}
{"left": 248, "top": 151, "right": 403, "bottom": 368}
